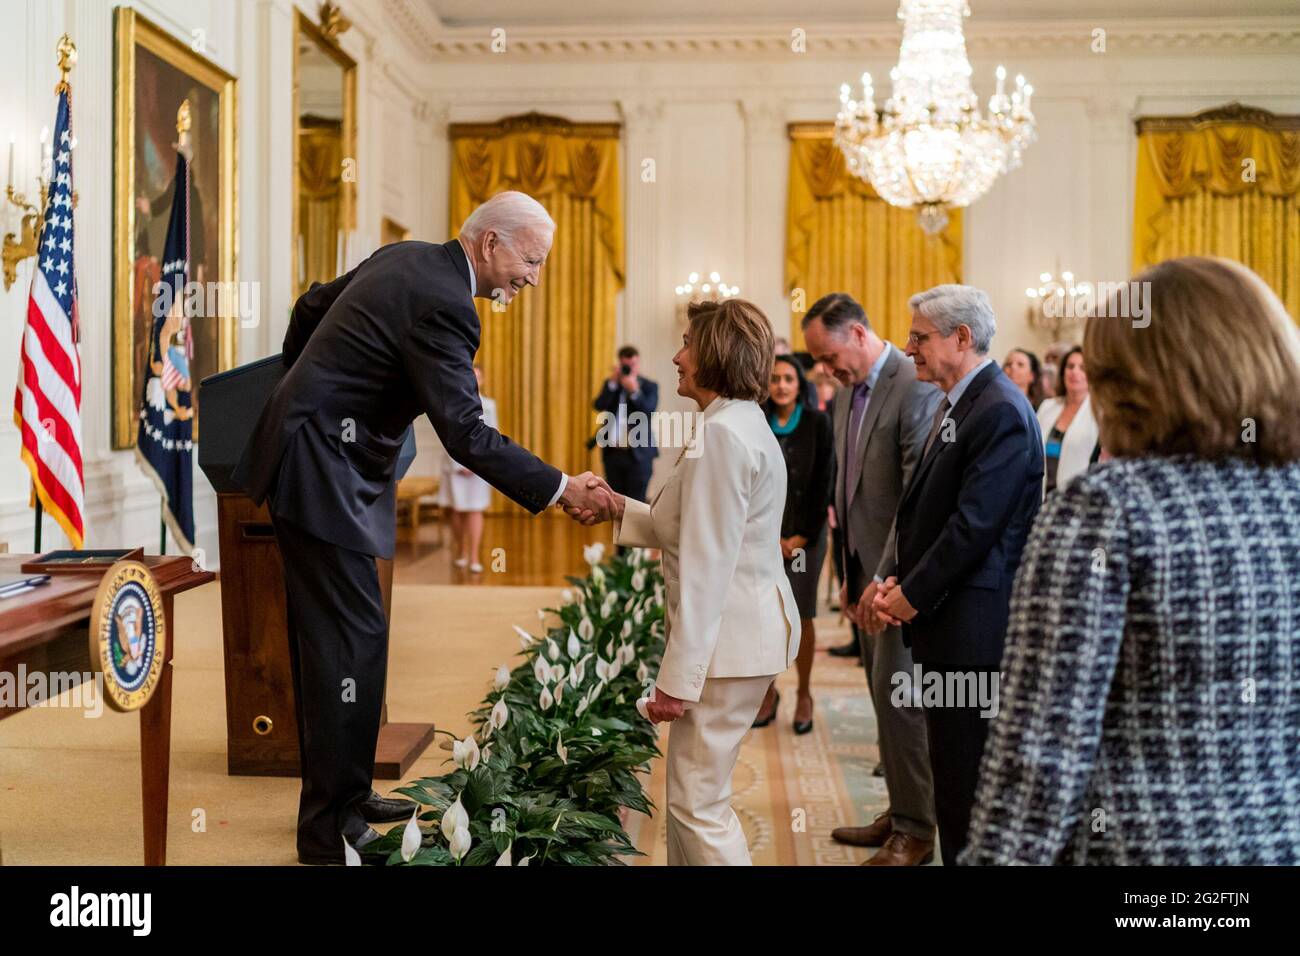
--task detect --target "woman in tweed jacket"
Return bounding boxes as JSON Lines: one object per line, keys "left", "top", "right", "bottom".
{"left": 961, "top": 257, "right": 1300, "bottom": 865}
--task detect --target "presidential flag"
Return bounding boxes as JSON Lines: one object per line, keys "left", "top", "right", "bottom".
{"left": 13, "top": 82, "right": 84, "bottom": 548}
{"left": 134, "top": 143, "right": 195, "bottom": 555}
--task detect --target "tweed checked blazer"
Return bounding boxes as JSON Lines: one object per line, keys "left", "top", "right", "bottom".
{"left": 961, "top": 456, "right": 1300, "bottom": 865}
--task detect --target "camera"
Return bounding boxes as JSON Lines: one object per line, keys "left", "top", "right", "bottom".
{"left": 620, "top": 363, "right": 632, "bottom": 376}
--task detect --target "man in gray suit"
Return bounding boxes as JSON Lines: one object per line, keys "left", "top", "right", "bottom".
{"left": 802, "top": 293, "right": 943, "bottom": 866}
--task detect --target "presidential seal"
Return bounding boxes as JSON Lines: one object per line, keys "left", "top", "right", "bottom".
{"left": 88, "top": 560, "right": 167, "bottom": 712}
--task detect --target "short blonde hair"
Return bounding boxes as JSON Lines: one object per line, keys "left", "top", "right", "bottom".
{"left": 1084, "top": 256, "right": 1300, "bottom": 464}
{"left": 687, "top": 298, "right": 774, "bottom": 403}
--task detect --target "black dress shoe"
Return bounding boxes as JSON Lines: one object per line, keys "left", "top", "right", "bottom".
{"left": 793, "top": 696, "right": 814, "bottom": 735}
{"left": 298, "top": 827, "right": 388, "bottom": 866}
{"left": 828, "top": 640, "right": 861, "bottom": 658}
{"left": 873, "top": 762, "right": 886, "bottom": 777}
{"left": 360, "top": 789, "right": 417, "bottom": 823}
{"left": 752, "top": 690, "right": 780, "bottom": 728}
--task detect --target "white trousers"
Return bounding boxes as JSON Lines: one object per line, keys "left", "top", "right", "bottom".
{"left": 665, "top": 674, "right": 775, "bottom": 866}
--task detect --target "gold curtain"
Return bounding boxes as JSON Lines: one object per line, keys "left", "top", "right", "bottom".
{"left": 298, "top": 119, "right": 344, "bottom": 295}
{"left": 1133, "top": 104, "right": 1300, "bottom": 322}
{"left": 449, "top": 113, "right": 624, "bottom": 512}
{"left": 785, "top": 124, "right": 963, "bottom": 350}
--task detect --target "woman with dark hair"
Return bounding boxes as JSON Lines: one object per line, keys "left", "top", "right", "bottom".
{"left": 752, "top": 354, "right": 835, "bottom": 734}
{"left": 1035, "top": 345, "right": 1100, "bottom": 494}
{"left": 1002, "top": 348, "right": 1044, "bottom": 409}
{"left": 962, "top": 257, "right": 1300, "bottom": 864}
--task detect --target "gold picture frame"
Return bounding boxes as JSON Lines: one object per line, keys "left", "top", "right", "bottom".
{"left": 293, "top": 7, "right": 357, "bottom": 300}
{"left": 112, "top": 7, "right": 237, "bottom": 448}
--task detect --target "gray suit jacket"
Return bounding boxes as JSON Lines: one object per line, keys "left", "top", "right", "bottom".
{"left": 832, "top": 343, "right": 942, "bottom": 585}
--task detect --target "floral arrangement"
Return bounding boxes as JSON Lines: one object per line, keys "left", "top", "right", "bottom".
{"left": 366, "top": 543, "right": 666, "bottom": 866}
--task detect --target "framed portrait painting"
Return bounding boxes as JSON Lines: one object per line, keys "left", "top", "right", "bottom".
{"left": 112, "top": 7, "right": 237, "bottom": 448}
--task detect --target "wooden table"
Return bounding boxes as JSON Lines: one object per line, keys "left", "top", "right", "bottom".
{"left": 0, "top": 555, "right": 215, "bottom": 865}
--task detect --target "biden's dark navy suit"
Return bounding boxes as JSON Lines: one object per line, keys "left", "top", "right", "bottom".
{"left": 233, "top": 239, "right": 561, "bottom": 860}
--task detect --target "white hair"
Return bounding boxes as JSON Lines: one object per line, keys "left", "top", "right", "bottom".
{"left": 459, "top": 191, "right": 555, "bottom": 247}
{"left": 909, "top": 284, "right": 997, "bottom": 354}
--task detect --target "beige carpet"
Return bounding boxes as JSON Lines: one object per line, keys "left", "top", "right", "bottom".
{"left": 0, "top": 579, "right": 890, "bottom": 866}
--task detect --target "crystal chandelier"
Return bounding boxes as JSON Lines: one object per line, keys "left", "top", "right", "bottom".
{"left": 834, "top": 1, "right": 1036, "bottom": 234}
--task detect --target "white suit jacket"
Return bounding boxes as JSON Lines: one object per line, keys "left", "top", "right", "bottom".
{"left": 1036, "top": 395, "right": 1100, "bottom": 493}
{"left": 615, "top": 396, "right": 800, "bottom": 702}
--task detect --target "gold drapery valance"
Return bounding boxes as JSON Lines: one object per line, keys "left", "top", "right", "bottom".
{"left": 449, "top": 113, "right": 624, "bottom": 511}
{"left": 785, "top": 123, "right": 963, "bottom": 349}
{"left": 1133, "top": 103, "right": 1300, "bottom": 321}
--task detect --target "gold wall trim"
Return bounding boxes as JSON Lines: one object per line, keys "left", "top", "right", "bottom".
{"left": 787, "top": 122, "right": 835, "bottom": 140}
{"left": 112, "top": 8, "right": 238, "bottom": 449}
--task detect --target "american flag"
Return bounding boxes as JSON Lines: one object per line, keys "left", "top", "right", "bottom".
{"left": 12, "top": 84, "right": 84, "bottom": 548}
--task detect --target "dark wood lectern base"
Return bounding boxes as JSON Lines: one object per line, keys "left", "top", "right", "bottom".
{"left": 217, "top": 493, "right": 435, "bottom": 779}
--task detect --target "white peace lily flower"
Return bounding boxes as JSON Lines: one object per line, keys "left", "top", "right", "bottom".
{"left": 595, "top": 658, "right": 610, "bottom": 682}
{"left": 401, "top": 807, "right": 422, "bottom": 863}
{"left": 578, "top": 616, "right": 594, "bottom": 641}
{"left": 449, "top": 825, "right": 473, "bottom": 862}
{"left": 518, "top": 854, "right": 532, "bottom": 866}
{"left": 556, "top": 735, "right": 568, "bottom": 764}
{"left": 496, "top": 843, "right": 513, "bottom": 866}
{"left": 619, "top": 642, "right": 635, "bottom": 665}
{"left": 537, "top": 608, "right": 548, "bottom": 624}
{"left": 567, "top": 629, "right": 582, "bottom": 658}
{"left": 632, "top": 568, "right": 647, "bottom": 592}
{"left": 608, "top": 657, "right": 622, "bottom": 680}
{"left": 637, "top": 660, "right": 649, "bottom": 683}
{"left": 601, "top": 594, "right": 617, "bottom": 618}
{"left": 634, "top": 608, "right": 644, "bottom": 626}
{"left": 534, "top": 657, "right": 552, "bottom": 685}
{"left": 629, "top": 547, "right": 642, "bottom": 567}
{"left": 490, "top": 698, "right": 510, "bottom": 730}
{"left": 547, "top": 637, "right": 561, "bottom": 661}
{"left": 588, "top": 681, "right": 603, "bottom": 704}
{"left": 591, "top": 727, "right": 602, "bottom": 737}
{"left": 583, "top": 542, "right": 606, "bottom": 566}
{"left": 552, "top": 662, "right": 566, "bottom": 683}
{"left": 493, "top": 664, "right": 510, "bottom": 692}
{"left": 591, "top": 564, "right": 606, "bottom": 590}
{"left": 539, "top": 686, "right": 554, "bottom": 710}
{"left": 441, "top": 795, "right": 469, "bottom": 840}
{"left": 453, "top": 736, "right": 481, "bottom": 772}
{"left": 482, "top": 743, "right": 493, "bottom": 762}
{"left": 553, "top": 679, "right": 564, "bottom": 705}
{"left": 621, "top": 619, "right": 633, "bottom": 639}
{"left": 624, "top": 594, "right": 637, "bottom": 613}
{"left": 560, "top": 588, "right": 574, "bottom": 605}
{"left": 575, "top": 696, "right": 588, "bottom": 716}
{"left": 513, "top": 625, "right": 537, "bottom": 648}
{"left": 569, "top": 658, "right": 586, "bottom": 689}
{"left": 604, "top": 638, "right": 615, "bottom": 658}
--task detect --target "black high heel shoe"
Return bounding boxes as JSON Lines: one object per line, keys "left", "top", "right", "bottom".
{"left": 793, "top": 696, "right": 814, "bottom": 735}
{"left": 751, "top": 690, "right": 780, "bottom": 728}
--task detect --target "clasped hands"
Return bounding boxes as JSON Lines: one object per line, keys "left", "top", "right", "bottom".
{"left": 842, "top": 577, "right": 918, "bottom": 633}
{"left": 557, "top": 472, "right": 623, "bottom": 526}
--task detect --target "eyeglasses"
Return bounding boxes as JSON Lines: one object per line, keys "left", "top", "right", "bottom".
{"left": 905, "top": 330, "right": 943, "bottom": 348}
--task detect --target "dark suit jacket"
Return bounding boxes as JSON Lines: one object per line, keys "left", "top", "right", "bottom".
{"left": 592, "top": 378, "right": 659, "bottom": 467}
{"left": 882, "top": 362, "right": 1044, "bottom": 667}
{"left": 231, "top": 239, "right": 561, "bottom": 559}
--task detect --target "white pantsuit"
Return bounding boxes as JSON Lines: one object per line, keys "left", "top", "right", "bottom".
{"left": 615, "top": 396, "right": 800, "bottom": 865}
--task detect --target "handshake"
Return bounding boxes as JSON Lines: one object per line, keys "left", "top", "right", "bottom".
{"left": 557, "top": 471, "right": 623, "bottom": 526}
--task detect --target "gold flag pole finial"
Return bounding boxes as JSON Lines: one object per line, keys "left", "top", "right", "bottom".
{"left": 55, "top": 34, "right": 77, "bottom": 91}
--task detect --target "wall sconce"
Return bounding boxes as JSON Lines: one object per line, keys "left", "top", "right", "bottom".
{"left": 1026, "top": 267, "right": 1089, "bottom": 341}
{"left": 674, "top": 270, "right": 738, "bottom": 322}
{"left": 3, "top": 34, "right": 76, "bottom": 291}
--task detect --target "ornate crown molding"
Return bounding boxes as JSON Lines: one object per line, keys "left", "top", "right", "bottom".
{"left": 380, "top": 8, "right": 1300, "bottom": 59}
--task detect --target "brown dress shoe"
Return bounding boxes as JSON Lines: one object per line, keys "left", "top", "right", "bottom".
{"left": 862, "top": 832, "right": 935, "bottom": 866}
{"left": 831, "top": 810, "right": 892, "bottom": 848}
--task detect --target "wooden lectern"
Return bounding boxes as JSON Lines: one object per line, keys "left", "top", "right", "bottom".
{"left": 200, "top": 355, "right": 435, "bottom": 778}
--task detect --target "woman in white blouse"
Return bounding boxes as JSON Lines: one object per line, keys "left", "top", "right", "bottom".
{"left": 1036, "top": 346, "right": 1100, "bottom": 494}
{"left": 604, "top": 299, "right": 799, "bottom": 866}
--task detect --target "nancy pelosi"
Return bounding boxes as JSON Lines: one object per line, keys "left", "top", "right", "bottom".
{"left": 606, "top": 299, "right": 800, "bottom": 865}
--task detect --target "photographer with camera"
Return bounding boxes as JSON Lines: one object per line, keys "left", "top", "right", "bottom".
{"left": 592, "top": 345, "right": 659, "bottom": 504}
